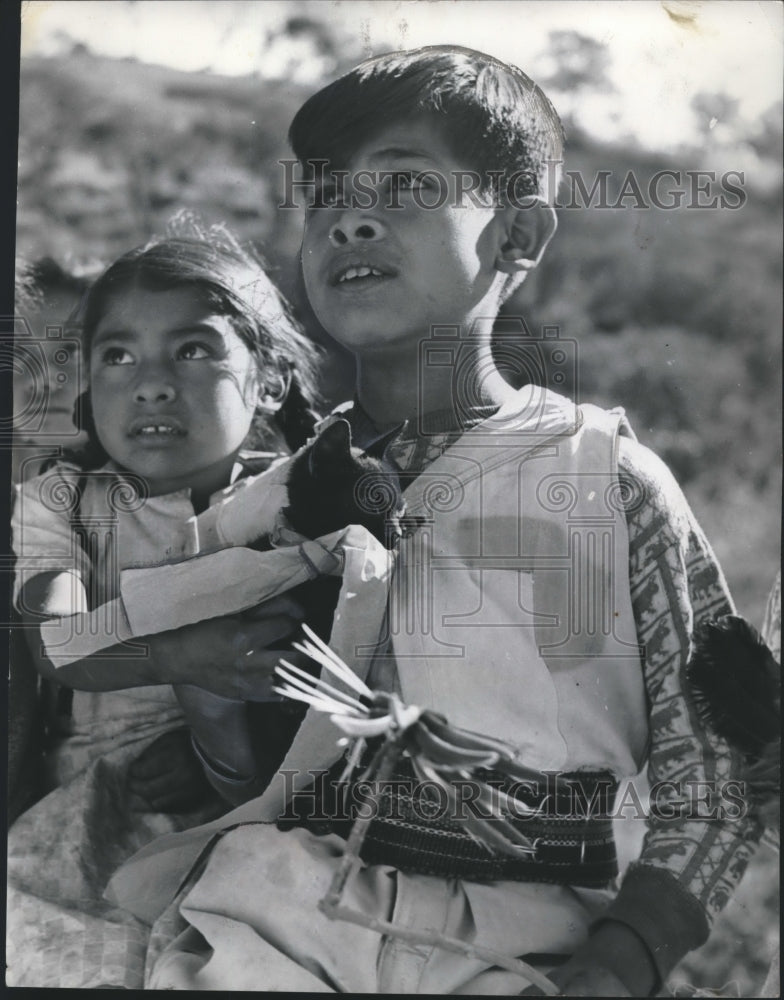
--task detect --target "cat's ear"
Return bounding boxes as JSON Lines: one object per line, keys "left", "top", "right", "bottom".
{"left": 364, "top": 423, "right": 404, "bottom": 460}
{"left": 308, "top": 418, "right": 353, "bottom": 476}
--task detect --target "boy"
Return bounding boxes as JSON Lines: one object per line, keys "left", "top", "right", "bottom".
{"left": 109, "top": 47, "right": 760, "bottom": 994}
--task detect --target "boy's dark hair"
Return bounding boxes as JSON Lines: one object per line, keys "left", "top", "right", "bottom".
{"left": 289, "top": 45, "right": 564, "bottom": 201}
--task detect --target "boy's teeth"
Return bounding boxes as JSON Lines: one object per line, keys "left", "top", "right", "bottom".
{"left": 138, "top": 425, "right": 178, "bottom": 435}
{"left": 339, "top": 265, "right": 383, "bottom": 282}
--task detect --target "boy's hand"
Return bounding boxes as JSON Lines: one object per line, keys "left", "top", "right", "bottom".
{"left": 127, "top": 728, "right": 213, "bottom": 813}
{"left": 519, "top": 921, "right": 656, "bottom": 997}
{"left": 520, "top": 961, "right": 630, "bottom": 996}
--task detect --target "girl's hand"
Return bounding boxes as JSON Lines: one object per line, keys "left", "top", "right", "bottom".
{"left": 159, "top": 595, "right": 307, "bottom": 699}
{"left": 127, "top": 727, "right": 214, "bottom": 813}
{"left": 173, "top": 683, "right": 257, "bottom": 778}
{"left": 21, "top": 589, "right": 308, "bottom": 695}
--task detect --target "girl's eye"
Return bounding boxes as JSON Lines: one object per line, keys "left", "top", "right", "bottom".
{"left": 177, "top": 341, "right": 212, "bottom": 361}
{"left": 100, "top": 347, "right": 133, "bottom": 366}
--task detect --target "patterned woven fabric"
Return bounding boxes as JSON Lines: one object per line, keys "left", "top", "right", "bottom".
{"left": 346, "top": 398, "right": 762, "bottom": 946}
{"left": 6, "top": 737, "right": 224, "bottom": 988}
{"left": 281, "top": 756, "right": 619, "bottom": 887}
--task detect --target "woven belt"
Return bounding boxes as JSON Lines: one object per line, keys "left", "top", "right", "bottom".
{"left": 279, "top": 756, "right": 619, "bottom": 888}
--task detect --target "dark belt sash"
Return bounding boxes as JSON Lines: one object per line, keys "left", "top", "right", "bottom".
{"left": 279, "top": 756, "right": 619, "bottom": 888}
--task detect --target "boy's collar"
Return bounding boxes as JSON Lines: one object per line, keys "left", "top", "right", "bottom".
{"left": 344, "top": 396, "right": 501, "bottom": 450}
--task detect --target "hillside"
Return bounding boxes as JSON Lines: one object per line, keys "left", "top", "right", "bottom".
{"left": 12, "top": 49, "right": 783, "bottom": 996}
{"left": 16, "top": 51, "right": 782, "bottom": 623}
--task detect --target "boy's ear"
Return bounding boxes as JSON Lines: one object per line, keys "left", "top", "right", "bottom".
{"left": 494, "top": 197, "right": 557, "bottom": 275}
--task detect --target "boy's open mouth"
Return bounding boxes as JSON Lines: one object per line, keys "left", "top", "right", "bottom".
{"left": 338, "top": 265, "right": 385, "bottom": 284}
{"left": 329, "top": 257, "right": 396, "bottom": 287}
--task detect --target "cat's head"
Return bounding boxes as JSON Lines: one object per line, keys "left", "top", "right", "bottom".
{"left": 284, "top": 418, "right": 406, "bottom": 546}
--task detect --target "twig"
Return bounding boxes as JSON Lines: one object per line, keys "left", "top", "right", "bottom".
{"left": 317, "top": 737, "right": 561, "bottom": 996}
{"left": 323, "top": 901, "right": 562, "bottom": 996}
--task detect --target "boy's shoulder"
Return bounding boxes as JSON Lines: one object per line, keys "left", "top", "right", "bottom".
{"left": 616, "top": 431, "right": 697, "bottom": 550}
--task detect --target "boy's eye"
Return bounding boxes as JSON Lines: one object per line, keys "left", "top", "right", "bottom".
{"left": 387, "top": 171, "right": 427, "bottom": 193}
{"left": 310, "top": 182, "right": 344, "bottom": 210}
{"left": 177, "top": 341, "right": 212, "bottom": 361}
{"left": 390, "top": 172, "right": 414, "bottom": 191}
{"left": 100, "top": 346, "right": 133, "bottom": 366}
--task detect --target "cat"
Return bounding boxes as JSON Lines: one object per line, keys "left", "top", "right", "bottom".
{"left": 284, "top": 416, "right": 405, "bottom": 549}
{"left": 249, "top": 418, "right": 406, "bottom": 785}
{"left": 281, "top": 416, "right": 405, "bottom": 639}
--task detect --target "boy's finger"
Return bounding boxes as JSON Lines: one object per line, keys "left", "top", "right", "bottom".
{"left": 232, "top": 616, "right": 297, "bottom": 653}
{"left": 128, "top": 779, "right": 207, "bottom": 813}
{"left": 129, "top": 771, "right": 204, "bottom": 807}
{"left": 242, "top": 595, "right": 306, "bottom": 621}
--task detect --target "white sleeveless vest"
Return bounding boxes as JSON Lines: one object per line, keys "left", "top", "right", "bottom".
{"left": 384, "top": 386, "right": 648, "bottom": 778}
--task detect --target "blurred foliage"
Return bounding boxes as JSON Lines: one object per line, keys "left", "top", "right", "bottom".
{"left": 539, "top": 29, "right": 616, "bottom": 94}
{"left": 13, "top": 39, "right": 781, "bottom": 998}
{"left": 16, "top": 49, "right": 781, "bottom": 620}
{"left": 506, "top": 135, "right": 781, "bottom": 622}
{"left": 668, "top": 843, "right": 780, "bottom": 998}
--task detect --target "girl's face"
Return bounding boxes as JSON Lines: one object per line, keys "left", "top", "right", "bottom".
{"left": 88, "top": 283, "right": 261, "bottom": 499}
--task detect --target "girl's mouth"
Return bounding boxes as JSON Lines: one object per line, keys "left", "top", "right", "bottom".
{"left": 129, "top": 419, "right": 186, "bottom": 438}
{"left": 137, "top": 426, "right": 183, "bottom": 436}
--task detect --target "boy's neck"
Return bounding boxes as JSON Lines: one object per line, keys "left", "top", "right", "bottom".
{"left": 355, "top": 338, "right": 516, "bottom": 429}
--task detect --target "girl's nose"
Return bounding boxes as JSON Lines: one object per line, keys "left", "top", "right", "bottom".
{"left": 328, "top": 215, "right": 387, "bottom": 248}
{"left": 133, "top": 374, "right": 176, "bottom": 404}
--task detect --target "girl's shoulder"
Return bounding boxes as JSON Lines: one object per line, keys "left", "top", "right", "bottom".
{"left": 236, "top": 449, "right": 288, "bottom": 478}
{"left": 13, "top": 458, "right": 121, "bottom": 520}
{"left": 14, "top": 457, "right": 85, "bottom": 497}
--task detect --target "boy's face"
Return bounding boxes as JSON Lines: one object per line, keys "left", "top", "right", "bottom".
{"left": 300, "top": 117, "right": 504, "bottom": 358}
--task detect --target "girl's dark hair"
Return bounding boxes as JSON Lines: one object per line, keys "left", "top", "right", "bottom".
{"left": 290, "top": 45, "right": 564, "bottom": 202}
{"left": 69, "top": 223, "right": 322, "bottom": 468}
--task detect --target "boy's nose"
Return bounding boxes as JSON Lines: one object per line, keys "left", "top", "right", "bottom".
{"left": 328, "top": 216, "right": 387, "bottom": 247}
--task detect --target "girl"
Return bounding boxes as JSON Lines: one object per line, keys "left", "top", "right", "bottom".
{"left": 7, "top": 227, "right": 322, "bottom": 988}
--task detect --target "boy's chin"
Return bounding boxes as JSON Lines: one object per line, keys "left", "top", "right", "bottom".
{"left": 316, "top": 312, "right": 422, "bottom": 356}
{"left": 324, "top": 326, "right": 423, "bottom": 358}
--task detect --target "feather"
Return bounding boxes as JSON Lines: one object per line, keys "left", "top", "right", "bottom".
{"left": 687, "top": 615, "right": 780, "bottom": 758}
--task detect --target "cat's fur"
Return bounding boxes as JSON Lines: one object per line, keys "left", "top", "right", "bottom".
{"left": 284, "top": 417, "right": 405, "bottom": 548}
{"left": 281, "top": 417, "right": 405, "bottom": 639}
{"left": 249, "top": 418, "right": 405, "bottom": 785}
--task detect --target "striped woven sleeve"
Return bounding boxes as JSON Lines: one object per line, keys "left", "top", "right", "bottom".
{"left": 600, "top": 435, "right": 763, "bottom": 983}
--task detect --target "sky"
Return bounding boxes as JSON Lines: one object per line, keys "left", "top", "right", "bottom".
{"left": 19, "top": 0, "right": 783, "bottom": 153}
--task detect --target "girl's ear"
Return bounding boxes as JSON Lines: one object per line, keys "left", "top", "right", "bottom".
{"left": 256, "top": 366, "right": 292, "bottom": 415}
{"left": 495, "top": 198, "right": 558, "bottom": 275}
